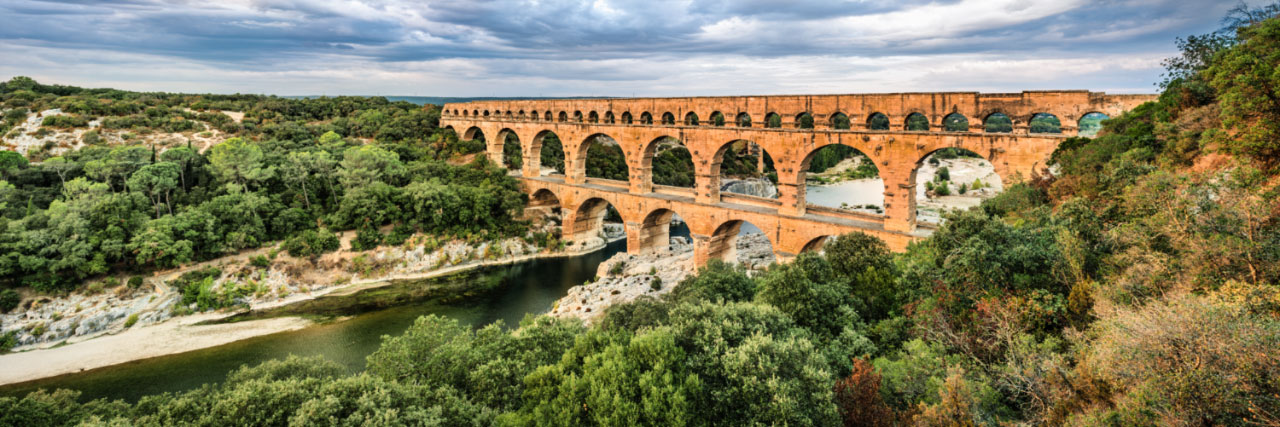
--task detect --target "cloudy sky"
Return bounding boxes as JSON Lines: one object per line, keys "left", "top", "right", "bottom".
{"left": 0, "top": 0, "right": 1251, "bottom": 96}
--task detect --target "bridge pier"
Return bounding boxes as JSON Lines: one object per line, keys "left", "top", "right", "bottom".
{"left": 881, "top": 168, "right": 917, "bottom": 233}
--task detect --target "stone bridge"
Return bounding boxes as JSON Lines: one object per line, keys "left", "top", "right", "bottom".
{"left": 440, "top": 91, "right": 1155, "bottom": 264}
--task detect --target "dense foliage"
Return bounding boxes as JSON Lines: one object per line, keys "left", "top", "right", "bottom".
{"left": 0, "top": 79, "right": 524, "bottom": 291}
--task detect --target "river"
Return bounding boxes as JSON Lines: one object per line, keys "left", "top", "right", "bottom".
{"left": 0, "top": 238, "right": 630, "bottom": 403}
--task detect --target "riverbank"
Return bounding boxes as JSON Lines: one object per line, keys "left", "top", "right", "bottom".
{"left": 0, "top": 226, "right": 622, "bottom": 386}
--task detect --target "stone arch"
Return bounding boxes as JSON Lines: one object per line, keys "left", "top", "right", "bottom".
{"left": 532, "top": 130, "right": 565, "bottom": 176}
{"left": 525, "top": 188, "right": 563, "bottom": 223}
{"left": 636, "top": 208, "right": 687, "bottom": 254}
{"left": 829, "top": 112, "right": 851, "bottom": 130}
{"left": 712, "top": 139, "right": 779, "bottom": 200}
{"left": 497, "top": 128, "right": 521, "bottom": 170}
{"left": 576, "top": 133, "right": 629, "bottom": 183}
{"left": 604, "top": 111, "right": 615, "bottom": 124}
{"left": 800, "top": 235, "right": 832, "bottom": 253}
{"left": 943, "top": 113, "right": 969, "bottom": 132}
{"left": 736, "top": 112, "right": 752, "bottom": 127}
{"left": 588, "top": 111, "right": 600, "bottom": 123}
{"left": 566, "top": 197, "right": 628, "bottom": 247}
{"left": 558, "top": 111, "right": 569, "bottom": 122}
{"left": 662, "top": 112, "right": 676, "bottom": 125}
{"left": 684, "top": 112, "right": 700, "bottom": 126}
{"left": 529, "top": 110, "right": 539, "bottom": 121}
{"left": 906, "top": 113, "right": 930, "bottom": 131}
{"left": 622, "top": 112, "right": 634, "bottom": 124}
{"left": 642, "top": 136, "right": 695, "bottom": 189}
{"left": 1078, "top": 112, "right": 1109, "bottom": 137}
{"left": 867, "top": 112, "right": 890, "bottom": 130}
{"left": 574, "top": 111, "right": 584, "bottom": 122}
{"left": 710, "top": 111, "right": 726, "bottom": 126}
{"left": 462, "top": 110, "right": 469, "bottom": 117}
{"left": 764, "top": 112, "right": 782, "bottom": 128}
{"left": 505, "top": 111, "right": 513, "bottom": 119}
{"left": 483, "top": 110, "right": 490, "bottom": 117}
{"left": 795, "top": 112, "right": 814, "bottom": 129}
{"left": 472, "top": 109, "right": 479, "bottom": 116}
{"left": 1029, "top": 112, "right": 1061, "bottom": 134}
{"left": 706, "top": 219, "right": 775, "bottom": 266}
{"left": 641, "top": 112, "right": 654, "bottom": 125}
{"left": 983, "top": 112, "right": 1013, "bottom": 133}
{"left": 544, "top": 111, "right": 552, "bottom": 121}
{"left": 462, "top": 126, "right": 485, "bottom": 141}
{"left": 799, "top": 143, "right": 883, "bottom": 214}
{"left": 912, "top": 147, "right": 1004, "bottom": 224}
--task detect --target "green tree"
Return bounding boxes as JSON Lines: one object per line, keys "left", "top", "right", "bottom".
{"left": 207, "top": 137, "right": 273, "bottom": 187}
{"left": 127, "top": 162, "right": 180, "bottom": 217}
{"left": 1206, "top": 17, "right": 1280, "bottom": 166}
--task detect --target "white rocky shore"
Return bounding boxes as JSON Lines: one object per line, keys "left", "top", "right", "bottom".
{"left": 0, "top": 231, "right": 565, "bottom": 353}
{"left": 549, "top": 231, "right": 774, "bottom": 324}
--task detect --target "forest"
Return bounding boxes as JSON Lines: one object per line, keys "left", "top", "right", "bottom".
{"left": 4, "top": 5, "right": 1280, "bottom": 426}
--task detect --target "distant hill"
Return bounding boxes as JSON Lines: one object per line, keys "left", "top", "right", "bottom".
{"left": 285, "top": 96, "right": 611, "bottom": 106}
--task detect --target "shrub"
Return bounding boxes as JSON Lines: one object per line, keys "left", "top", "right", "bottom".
{"left": 124, "top": 313, "right": 139, "bottom": 328}
{"left": 385, "top": 223, "right": 414, "bottom": 246}
{"left": 958, "top": 183, "right": 968, "bottom": 194}
{"left": 650, "top": 277, "right": 662, "bottom": 291}
{"left": 609, "top": 261, "right": 626, "bottom": 276}
{"left": 936, "top": 166, "right": 950, "bottom": 182}
{"left": 0, "top": 331, "right": 16, "bottom": 353}
{"left": 0, "top": 289, "right": 19, "bottom": 313}
{"left": 41, "top": 114, "right": 89, "bottom": 128}
{"left": 283, "top": 228, "right": 342, "bottom": 258}
{"left": 127, "top": 276, "right": 144, "bottom": 289}
{"left": 250, "top": 254, "right": 271, "bottom": 268}
{"left": 351, "top": 225, "right": 383, "bottom": 251}
{"left": 934, "top": 183, "right": 951, "bottom": 196}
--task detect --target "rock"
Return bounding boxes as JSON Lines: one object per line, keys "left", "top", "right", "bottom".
{"left": 721, "top": 177, "right": 778, "bottom": 198}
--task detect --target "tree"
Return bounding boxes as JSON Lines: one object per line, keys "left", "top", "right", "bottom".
{"left": 1206, "top": 17, "right": 1280, "bottom": 166}
{"left": 127, "top": 162, "right": 180, "bottom": 217}
{"left": 207, "top": 137, "right": 272, "bottom": 187}
{"left": 338, "top": 145, "right": 405, "bottom": 190}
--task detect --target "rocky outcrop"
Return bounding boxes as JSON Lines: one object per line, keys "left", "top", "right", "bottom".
{"left": 721, "top": 177, "right": 778, "bottom": 199}
{"left": 549, "top": 231, "right": 775, "bottom": 324}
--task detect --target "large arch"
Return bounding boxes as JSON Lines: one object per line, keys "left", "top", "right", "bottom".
{"left": 713, "top": 139, "right": 778, "bottom": 200}
{"left": 706, "top": 219, "right": 775, "bottom": 267}
{"left": 577, "top": 133, "right": 629, "bottom": 183}
{"left": 1078, "top": 112, "right": 1109, "bottom": 137}
{"left": 800, "top": 235, "right": 832, "bottom": 254}
{"left": 643, "top": 136, "right": 695, "bottom": 189}
{"left": 800, "top": 143, "right": 883, "bottom": 215}
{"left": 636, "top": 208, "right": 688, "bottom": 254}
{"left": 533, "top": 130, "right": 565, "bottom": 176}
{"left": 463, "top": 126, "right": 486, "bottom": 141}
{"left": 525, "top": 188, "right": 563, "bottom": 224}
{"left": 498, "top": 128, "right": 521, "bottom": 170}
{"left": 913, "top": 147, "right": 1004, "bottom": 224}
{"left": 566, "top": 197, "right": 627, "bottom": 248}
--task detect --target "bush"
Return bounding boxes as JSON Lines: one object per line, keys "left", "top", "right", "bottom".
{"left": 41, "top": 114, "right": 89, "bottom": 128}
{"left": 0, "top": 289, "right": 19, "bottom": 313}
{"left": 936, "top": 166, "right": 950, "bottom": 182}
{"left": 351, "top": 225, "right": 384, "bottom": 251}
{"left": 934, "top": 183, "right": 951, "bottom": 196}
{"left": 250, "top": 255, "right": 271, "bottom": 268}
{"left": 127, "top": 276, "right": 144, "bottom": 289}
{"left": 124, "top": 313, "right": 139, "bottom": 328}
{"left": 385, "top": 223, "right": 414, "bottom": 246}
{"left": 650, "top": 276, "right": 662, "bottom": 291}
{"left": 609, "top": 261, "right": 626, "bottom": 276}
{"left": 283, "top": 228, "right": 342, "bottom": 258}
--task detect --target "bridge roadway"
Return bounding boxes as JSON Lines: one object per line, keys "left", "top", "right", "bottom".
{"left": 440, "top": 91, "right": 1156, "bottom": 263}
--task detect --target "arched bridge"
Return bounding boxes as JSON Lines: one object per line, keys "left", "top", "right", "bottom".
{"left": 440, "top": 91, "right": 1155, "bottom": 264}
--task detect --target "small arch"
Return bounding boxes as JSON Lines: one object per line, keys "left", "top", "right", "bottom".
{"left": 942, "top": 113, "right": 968, "bottom": 132}
{"left": 637, "top": 208, "right": 689, "bottom": 254}
{"left": 580, "top": 133, "right": 629, "bottom": 182}
{"left": 795, "top": 112, "right": 815, "bottom": 129}
{"left": 736, "top": 112, "right": 752, "bottom": 127}
{"left": 644, "top": 136, "right": 695, "bottom": 188}
{"left": 529, "top": 110, "right": 539, "bottom": 121}
{"left": 867, "top": 113, "right": 889, "bottom": 130}
{"left": 713, "top": 140, "right": 778, "bottom": 199}
{"left": 544, "top": 111, "right": 553, "bottom": 121}
{"left": 558, "top": 111, "right": 569, "bottom": 122}
{"left": 1078, "top": 112, "right": 1109, "bottom": 137}
{"left": 463, "top": 110, "right": 470, "bottom": 117}
{"left": 1029, "top": 113, "right": 1061, "bottom": 134}
{"left": 801, "top": 236, "right": 832, "bottom": 254}
{"left": 621, "top": 112, "right": 634, "bottom": 124}
{"left": 567, "top": 198, "right": 627, "bottom": 249}
{"left": 906, "top": 113, "right": 930, "bottom": 131}
{"left": 684, "top": 112, "right": 700, "bottom": 126}
{"left": 829, "top": 112, "right": 850, "bottom": 130}
{"left": 588, "top": 111, "right": 599, "bottom": 123}
{"left": 518, "top": 110, "right": 526, "bottom": 118}
{"left": 604, "top": 112, "right": 615, "bottom": 124}
{"left": 764, "top": 112, "right": 782, "bottom": 128}
{"left": 483, "top": 110, "right": 490, "bottom": 117}
{"left": 472, "top": 109, "right": 479, "bottom": 116}
{"left": 641, "top": 112, "right": 654, "bottom": 125}
{"left": 708, "top": 220, "right": 775, "bottom": 268}
{"left": 984, "top": 112, "right": 1012, "bottom": 133}
{"left": 710, "top": 111, "right": 726, "bottom": 126}
{"left": 534, "top": 130, "right": 565, "bottom": 176}
{"left": 573, "top": 111, "right": 584, "bottom": 122}
{"left": 662, "top": 112, "right": 676, "bottom": 125}
{"left": 505, "top": 111, "right": 513, "bottom": 119}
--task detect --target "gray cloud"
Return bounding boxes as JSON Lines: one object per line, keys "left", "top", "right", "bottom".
{"left": 0, "top": 0, "right": 1250, "bottom": 95}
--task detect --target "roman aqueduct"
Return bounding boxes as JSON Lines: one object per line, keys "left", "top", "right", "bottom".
{"left": 440, "top": 91, "right": 1155, "bottom": 265}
